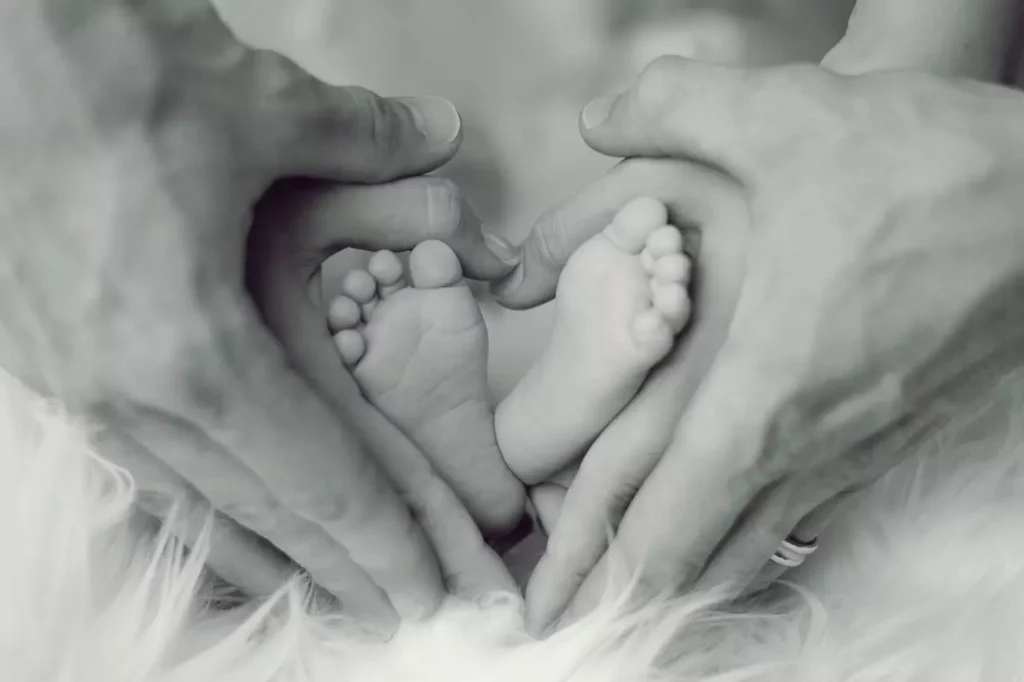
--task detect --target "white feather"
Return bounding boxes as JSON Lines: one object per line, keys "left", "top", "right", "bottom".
{"left": 3, "top": 367, "right": 1024, "bottom": 682}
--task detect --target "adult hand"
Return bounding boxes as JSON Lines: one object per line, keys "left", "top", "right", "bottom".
{"left": 0, "top": 1, "right": 516, "bottom": 630}
{"left": 498, "top": 58, "right": 1024, "bottom": 632}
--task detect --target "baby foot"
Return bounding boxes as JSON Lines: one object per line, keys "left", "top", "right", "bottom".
{"left": 495, "top": 198, "right": 692, "bottom": 485}
{"left": 328, "top": 241, "right": 526, "bottom": 536}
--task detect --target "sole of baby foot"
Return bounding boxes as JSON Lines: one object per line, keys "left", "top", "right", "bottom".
{"left": 328, "top": 242, "right": 526, "bottom": 537}
{"left": 494, "top": 197, "right": 692, "bottom": 485}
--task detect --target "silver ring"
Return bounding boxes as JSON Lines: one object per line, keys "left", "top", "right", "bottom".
{"left": 770, "top": 535, "right": 818, "bottom": 568}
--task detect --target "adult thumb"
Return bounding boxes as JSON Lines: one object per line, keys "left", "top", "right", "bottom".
{"left": 579, "top": 56, "right": 780, "bottom": 181}
{"left": 249, "top": 52, "right": 463, "bottom": 183}
{"left": 493, "top": 157, "right": 731, "bottom": 309}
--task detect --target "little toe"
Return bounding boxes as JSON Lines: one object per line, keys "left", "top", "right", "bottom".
{"left": 645, "top": 225, "right": 684, "bottom": 257}
{"left": 409, "top": 240, "right": 464, "bottom": 289}
{"left": 652, "top": 283, "right": 691, "bottom": 333}
{"left": 605, "top": 197, "right": 668, "bottom": 253}
{"left": 327, "top": 296, "right": 362, "bottom": 334}
{"left": 334, "top": 329, "right": 367, "bottom": 366}
{"left": 631, "top": 309, "right": 674, "bottom": 354}
{"left": 654, "top": 253, "right": 692, "bottom": 284}
{"left": 368, "top": 250, "right": 407, "bottom": 298}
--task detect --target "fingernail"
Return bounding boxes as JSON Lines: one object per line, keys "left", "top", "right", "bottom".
{"left": 400, "top": 95, "right": 462, "bottom": 144}
{"left": 484, "top": 232, "right": 521, "bottom": 267}
{"left": 581, "top": 95, "right": 616, "bottom": 129}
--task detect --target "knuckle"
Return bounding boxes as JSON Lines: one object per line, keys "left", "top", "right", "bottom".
{"left": 634, "top": 55, "right": 688, "bottom": 113}
{"left": 529, "top": 210, "right": 575, "bottom": 269}
{"left": 577, "top": 457, "right": 640, "bottom": 512}
{"left": 544, "top": 533, "right": 594, "bottom": 582}
{"left": 757, "top": 65, "right": 849, "bottom": 145}
{"left": 299, "top": 447, "right": 387, "bottom": 532}
{"left": 103, "top": 304, "right": 239, "bottom": 424}
{"left": 404, "top": 472, "right": 457, "bottom": 529}
{"left": 423, "top": 178, "right": 464, "bottom": 237}
{"left": 636, "top": 558, "right": 699, "bottom": 597}
{"left": 159, "top": 328, "right": 232, "bottom": 419}
{"left": 218, "top": 494, "right": 284, "bottom": 531}
{"left": 301, "top": 485, "right": 360, "bottom": 528}
{"left": 353, "top": 88, "right": 403, "bottom": 179}
{"left": 604, "top": 480, "right": 639, "bottom": 512}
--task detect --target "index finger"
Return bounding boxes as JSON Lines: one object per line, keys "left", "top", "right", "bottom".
{"left": 257, "top": 177, "right": 518, "bottom": 282}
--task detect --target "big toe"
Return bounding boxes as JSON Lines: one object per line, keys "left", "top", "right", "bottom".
{"left": 409, "top": 240, "right": 464, "bottom": 289}
{"left": 604, "top": 197, "right": 668, "bottom": 254}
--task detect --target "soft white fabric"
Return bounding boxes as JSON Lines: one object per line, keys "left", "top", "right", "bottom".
{"left": 4, "top": 367, "right": 1024, "bottom": 682}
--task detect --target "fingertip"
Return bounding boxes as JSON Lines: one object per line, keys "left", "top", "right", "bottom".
{"left": 524, "top": 555, "right": 561, "bottom": 636}
{"left": 489, "top": 231, "right": 564, "bottom": 309}
{"left": 393, "top": 95, "right": 463, "bottom": 147}
{"left": 456, "top": 230, "right": 520, "bottom": 282}
{"left": 418, "top": 184, "right": 517, "bottom": 282}
{"left": 483, "top": 232, "right": 522, "bottom": 268}
{"left": 579, "top": 92, "right": 632, "bottom": 158}
{"left": 581, "top": 94, "right": 617, "bottom": 131}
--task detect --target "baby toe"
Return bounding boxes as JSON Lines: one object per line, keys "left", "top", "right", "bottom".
{"left": 327, "top": 295, "right": 362, "bottom": 334}
{"left": 652, "top": 283, "right": 691, "bottom": 333}
{"left": 645, "top": 225, "right": 684, "bottom": 258}
{"left": 631, "top": 308, "right": 674, "bottom": 355}
{"left": 343, "top": 269, "right": 377, "bottom": 301}
{"left": 654, "top": 253, "right": 691, "bottom": 284}
{"left": 342, "top": 269, "right": 380, "bottom": 321}
{"left": 334, "top": 329, "right": 367, "bottom": 366}
{"left": 368, "top": 250, "right": 407, "bottom": 297}
{"left": 409, "top": 240, "right": 464, "bottom": 289}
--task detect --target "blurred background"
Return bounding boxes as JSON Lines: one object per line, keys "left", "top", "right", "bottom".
{"left": 215, "top": 0, "right": 856, "bottom": 399}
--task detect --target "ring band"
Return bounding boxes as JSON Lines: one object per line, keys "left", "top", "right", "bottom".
{"left": 770, "top": 535, "right": 818, "bottom": 568}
